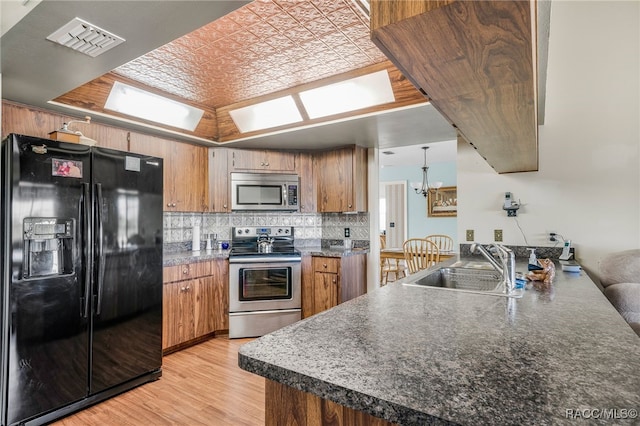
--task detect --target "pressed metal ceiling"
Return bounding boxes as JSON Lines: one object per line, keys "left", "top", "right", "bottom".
{"left": 49, "top": 0, "right": 433, "bottom": 143}
{"left": 112, "top": 0, "right": 386, "bottom": 109}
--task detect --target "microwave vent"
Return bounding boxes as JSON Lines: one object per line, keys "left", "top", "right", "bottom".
{"left": 46, "top": 17, "right": 125, "bottom": 57}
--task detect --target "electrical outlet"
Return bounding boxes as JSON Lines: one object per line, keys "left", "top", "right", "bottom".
{"left": 344, "top": 228, "right": 350, "bottom": 238}
{"left": 466, "top": 230, "right": 474, "bottom": 241}
{"left": 494, "top": 229, "right": 503, "bottom": 242}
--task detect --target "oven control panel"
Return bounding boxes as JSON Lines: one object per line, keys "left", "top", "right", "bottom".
{"left": 233, "top": 226, "right": 293, "bottom": 238}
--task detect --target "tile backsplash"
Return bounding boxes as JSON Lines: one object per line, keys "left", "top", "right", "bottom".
{"left": 163, "top": 211, "right": 369, "bottom": 248}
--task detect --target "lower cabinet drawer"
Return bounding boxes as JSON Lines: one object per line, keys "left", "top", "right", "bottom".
{"left": 312, "top": 257, "right": 339, "bottom": 274}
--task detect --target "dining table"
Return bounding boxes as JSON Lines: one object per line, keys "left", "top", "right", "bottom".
{"left": 380, "top": 248, "right": 456, "bottom": 263}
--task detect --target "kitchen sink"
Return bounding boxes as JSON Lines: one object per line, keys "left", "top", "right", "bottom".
{"left": 402, "top": 263, "right": 524, "bottom": 298}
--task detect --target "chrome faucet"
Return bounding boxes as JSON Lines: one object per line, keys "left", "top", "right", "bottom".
{"left": 470, "top": 243, "right": 516, "bottom": 294}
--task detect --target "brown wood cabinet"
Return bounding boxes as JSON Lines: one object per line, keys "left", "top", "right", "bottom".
{"left": 162, "top": 259, "right": 228, "bottom": 352}
{"left": 296, "top": 152, "right": 316, "bottom": 213}
{"left": 303, "top": 254, "right": 367, "bottom": 318}
{"left": 229, "top": 148, "right": 297, "bottom": 172}
{"left": 315, "top": 145, "right": 368, "bottom": 212}
{"left": 208, "top": 147, "right": 230, "bottom": 212}
{"left": 266, "top": 379, "right": 395, "bottom": 426}
{"left": 130, "top": 133, "right": 208, "bottom": 212}
{"left": 370, "top": 0, "right": 538, "bottom": 173}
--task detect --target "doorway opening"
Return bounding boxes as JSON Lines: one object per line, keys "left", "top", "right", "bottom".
{"left": 379, "top": 181, "right": 407, "bottom": 249}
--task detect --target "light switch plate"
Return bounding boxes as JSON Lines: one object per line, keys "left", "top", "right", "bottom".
{"left": 466, "top": 230, "right": 474, "bottom": 241}
{"left": 494, "top": 229, "right": 503, "bottom": 242}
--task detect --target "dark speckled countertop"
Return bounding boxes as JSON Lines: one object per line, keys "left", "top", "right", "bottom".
{"left": 238, "top": 258, "right": 640, "bottom": 425}
{"left": 163, "top": 250, "right": 230, "bottom": 266}
{"left": 299, "top": 246, "right": 369, "bottom": 257}
{"left": 163, "top": 246, "right": 367, "bottom": 266}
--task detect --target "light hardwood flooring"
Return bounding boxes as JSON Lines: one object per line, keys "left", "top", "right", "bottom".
{"left": 54, "top": 337, "right": 265, "bottom": 426}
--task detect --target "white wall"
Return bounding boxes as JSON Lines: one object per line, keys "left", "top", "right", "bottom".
{"left": 380, "top": 161, "right": 457, "bottom": 246}
{"left": 457, "top": 1, "right": 640, "bottom": 277}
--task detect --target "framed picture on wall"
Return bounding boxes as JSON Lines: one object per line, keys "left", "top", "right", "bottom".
{"left": 428, "top": 186, "right": 457, "bottom": 217}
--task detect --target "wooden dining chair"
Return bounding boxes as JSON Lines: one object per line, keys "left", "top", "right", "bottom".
{"left": 380, "top": 235, "right": 405, "bottom": 285}
{"left": 403, "top": 238, "right": 440, "bottom": 274}
{"left": 425, "top": 234, "right": 454, "bottom": 253}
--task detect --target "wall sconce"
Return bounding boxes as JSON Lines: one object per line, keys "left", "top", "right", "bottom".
{"left": 411, "top": 146, "right": 443, "bottom": 197}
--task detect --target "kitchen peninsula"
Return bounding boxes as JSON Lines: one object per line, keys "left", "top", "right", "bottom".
{"left": 239, "top": 258, "right": 640, "bottom": 425}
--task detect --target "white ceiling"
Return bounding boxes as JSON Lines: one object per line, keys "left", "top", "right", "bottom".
{"left": 379, "top": 138, "right": 457, "bottom": 168}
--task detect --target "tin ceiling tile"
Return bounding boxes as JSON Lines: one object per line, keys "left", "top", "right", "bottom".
{"left": 246, "top": 0, "right": 285, "bottom": 17}
{"left": 325, "top": 6, "right": 364, "bottom": 28}
{"left": 302, "top": 16, "right": 337, "bottom": 37}
{"left": 285, "top": 2, "right": 325, "bottom": 23}
{"left": 228, "top": 7, "right": 263, "bottom": 27}
{"left": 266, "top": 11, "right": 300, "bottom": 32}
{"left": 104, "top": 0, "right": 392, "bottom": 109}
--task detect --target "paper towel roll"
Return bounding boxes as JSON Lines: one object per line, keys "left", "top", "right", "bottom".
{"left": 192, "top": 225, "right": 201, "bottom": 252}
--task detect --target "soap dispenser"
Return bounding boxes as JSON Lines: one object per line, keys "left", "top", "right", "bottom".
{"left": 527, "top": 248, "right": 543, "bottom": 271}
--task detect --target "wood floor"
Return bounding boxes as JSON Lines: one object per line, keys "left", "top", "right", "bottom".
{"left": 54, "top": 337, "right": 265, "bottom": 426}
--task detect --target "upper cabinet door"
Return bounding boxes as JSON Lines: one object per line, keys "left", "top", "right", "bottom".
{"left": 315, "top": 145, "right": 367, "bottom": 213}
{"left": 208, "top": 148, "right": 230, "bottom": 212}
{"left": 230, "top": 149, "right": 296, "bottom": 172}
{"left": 296, "top": 152, "right": 316, "bottom": 213}
{"left": 129, "top": 132, "right": 208, "bottom": 212}
{"left": 370, "top": 0, "right": 538, "bottom": 173}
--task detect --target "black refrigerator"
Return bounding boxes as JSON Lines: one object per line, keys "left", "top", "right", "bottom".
{"left": 0, "top": 134, "right": 163, "bottom": 425}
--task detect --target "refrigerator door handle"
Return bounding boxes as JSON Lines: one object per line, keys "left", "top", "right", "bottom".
{"left": 81, "top": 183, "right": 91, "bottom": 319}
{"left": 95, "top": 183, "right": 106, "bottom": 316}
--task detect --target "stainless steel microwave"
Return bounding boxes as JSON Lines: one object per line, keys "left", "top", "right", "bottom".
{"left": 230, "top": 172, "right": 299, "bottom": 212}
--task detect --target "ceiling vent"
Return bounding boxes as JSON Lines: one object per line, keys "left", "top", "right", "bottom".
{"left": 46, "top": 17, "right": 125, "bottom": 57}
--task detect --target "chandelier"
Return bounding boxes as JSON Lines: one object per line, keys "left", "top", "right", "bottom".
{"left": 411, "top": 146, "right": 442, "bottom": 197}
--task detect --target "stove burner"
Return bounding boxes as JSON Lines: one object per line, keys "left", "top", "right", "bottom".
{"left": 229, "top": 226, "right": 297, "bottom": 258}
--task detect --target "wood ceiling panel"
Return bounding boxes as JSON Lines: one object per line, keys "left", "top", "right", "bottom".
{"left": 53, "top": 73, "right": 219, "bottom": 141}
{"left": 216, "top": 61, "right": 427, "bottom": 142}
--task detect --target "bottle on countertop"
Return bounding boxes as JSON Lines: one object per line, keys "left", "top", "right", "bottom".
{"left": 527, "top": 248, "right": 543, "bottom": 271}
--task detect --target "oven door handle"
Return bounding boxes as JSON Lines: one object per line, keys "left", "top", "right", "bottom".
{"left": 229, "top": 309, "right": 301, "bottom": 316}
{"left": 228, "top": 255, "right": 302, "bottom": 264}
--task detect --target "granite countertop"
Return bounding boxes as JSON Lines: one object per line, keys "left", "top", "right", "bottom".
{"left": 163, "top": 246, "right": 368, "bottom": 266}
{"left": 238, "top": 258, "right": 640, "bottom": 425}
{"left": 299, "top": 246, "right": 369, "bottom": 257}
{"left": 163, "top": 249, "right": 230, "bottom": 267}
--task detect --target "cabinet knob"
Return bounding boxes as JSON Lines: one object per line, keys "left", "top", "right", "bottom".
{"left": 323, "top": 263, "right": 327, "bottom": 268}
{"left": 223, "top": 204, "right": 227, "bottom": 208}
{"left": 264, "top": 162, "right": 269, "bottom": 166}
{"left": 332, "top": 279, "right": 337, "bottom": 284}
{"left": 180, "top": 286, "right": 188, "bottom": 292}
{"left": 348, "top": 204, "right": 352, "bottom": 208}
{"left": 182, "top": 268, "right": 189, "bottom": 275}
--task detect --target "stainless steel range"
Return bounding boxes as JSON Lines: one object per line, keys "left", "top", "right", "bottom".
{"left": 228, "top": 226, "right": 301, "bottom": 338}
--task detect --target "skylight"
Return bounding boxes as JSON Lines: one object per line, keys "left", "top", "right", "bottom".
{"left": 228, "top": 70, "right": 395, "bottom": 134}
{"left": 229, "top": 96, "right": 303, "bottom": 133}
{"left": 299, "top": 70, "right": 395, "bottom": 119}
{"left": 105, "top": 81, "right": 204, "bottom": 131}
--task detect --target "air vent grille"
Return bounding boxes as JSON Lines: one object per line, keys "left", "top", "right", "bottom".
{"left": 46, "top": 17, "right": 125, "bottom": 57}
